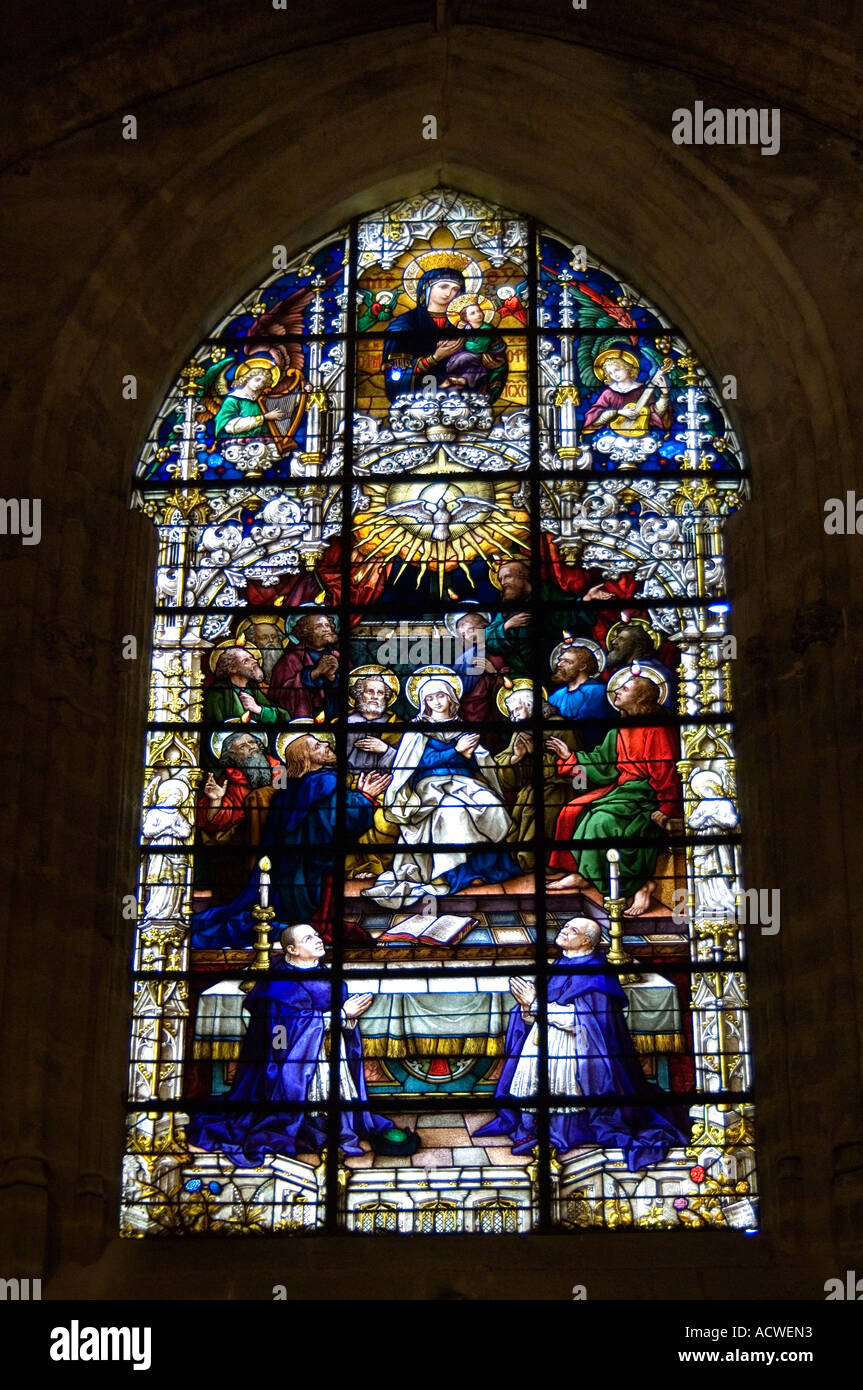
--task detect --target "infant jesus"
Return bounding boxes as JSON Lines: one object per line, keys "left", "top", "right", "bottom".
{"left": 441, "top": 294, "right": 507, "bottom": 394}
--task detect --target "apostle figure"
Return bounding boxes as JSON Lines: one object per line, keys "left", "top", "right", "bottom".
{"left": 547, "top": 665, "right": 683, "bottom": 916}
{"left": 484, "top": 559, "right": 533, "bottom": 677}
{"left": 345, "top": 667, "right": 400, "bottom": 774}
{"left": 236, "top": 615, "right": 287, "bottom": 683}
{"left": 203, "top": 645, "right": 291, "bottom": 725}
{"left": 604, "top": 616, "right": 677, "bottom": 708}
{"left": 477, "top": 918, "right": 689, "bottom": 1169}
{"left": 345, "top": 668, "right": 401, "bottom": 881}
{"left": 187, "top": 924, "right": 418, "bottom": 1164}
{"left": 547, "top": 637, "right": 616, "bottom": 751}
{"left": 447, "top": 609, "right": 509, "bottom": 724}
{"left": 365, "top": 668, "right": 519, "bottom": 906}
{"left": 383, "top": 264, "right": 466, "bottom": 400}
{"left": 197, "top": 731, "right": 283, "bottom": 847}
{"left": 493, "top": 680, "right": 577, "bottom": 870}
{"left": 267, "top": 613, "right": 340, "bottom": 720}
{"left": 191, "top": 734, "right": 390, "bottom": 946}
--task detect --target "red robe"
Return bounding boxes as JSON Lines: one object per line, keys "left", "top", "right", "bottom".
{"left": 267, "top": 646, "right": 338, "bottom": 718}
{"left": 196, "top": 756, "right": 282, "bottom": 839}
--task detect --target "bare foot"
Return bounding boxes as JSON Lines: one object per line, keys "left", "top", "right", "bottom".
{"left": 623, "top": 880, "right": 656, "bottom": 916}
{"left": 353, "top": 872, "right": 376, "bottom": 880}
{"left": 547, "top": 872, "right": 590, "bottom": 891}
{"left": 187, "top": 1144, "right": 206, "bottom": 1153}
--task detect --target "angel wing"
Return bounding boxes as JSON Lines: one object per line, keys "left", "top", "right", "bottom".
{"left": 446, "top": 495, "right": 507, "bottom": 525}
{"left": 195, "top": 356, "right": 237, "bottom": 422}
{"left": 641, "top": 341, "right": 685, "bottom": 390}
{"left": 245, "top": 268, "right": 343, "bottom": 374}
{"left": 571, "top": 281, "right": 639, "bottom": 338}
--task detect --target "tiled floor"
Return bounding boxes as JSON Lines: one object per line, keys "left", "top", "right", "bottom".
{"left": 343, "top": 1110, "right": 533, "bottom": 1171}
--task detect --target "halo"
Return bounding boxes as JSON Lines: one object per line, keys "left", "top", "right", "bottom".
{"left": 446, "top": 292, "right": 496, "bottom": 327}
{"left": 348, "top": 664, "right": 400, "bottom": 707}
{"left": 275, "top": 723, "right": 335, "bottom": 762}
{"left": 593, "top": 348, "right": 640, "bottom": 382}
{"left": 496, "top": 677, "right": 546, "bottom": 717}
{"left": 549, "top": 637, "right": 606, "bottom": 675}
{"left": 236, "top": 615, "right": 286, "bottom": 643}
{"left": 443, "top": 608, "right": 492, "bottom": 638}
{"left": 405, "top": 665, "right": 464, "bottom": 710}
{"left": 401, "top": 251, "right": 483, "bottom": 306}
{"left": 487, "top": 555, "right": 529, "bottom": 591}
{"left": 689, "top": 768, "right": 726, "bottom": 799}
{"left": 206, "top": 637, "right": 264, "bottom": 677}
{"left": 606, "top": 663, "right": 668, "bottom": 709}
{"left": 605, "top": 616, "right": 661, "bottom": 652}
{"left": 234, "top": 357, "right": 281, "bottom": 389}
{"left": 210, "top": 728, "right": 266, "bottom": 761}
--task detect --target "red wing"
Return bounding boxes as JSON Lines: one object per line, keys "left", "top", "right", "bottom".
{"left": 575, "top": 282, "right": 638, "bottom": 333}
{"left": 246, "top": 286, "right": 314, "bottom": 341}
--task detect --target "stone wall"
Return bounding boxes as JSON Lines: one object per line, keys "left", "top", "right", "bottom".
{"left": 1, "top": 1, "right": 860, "bottom": 1298}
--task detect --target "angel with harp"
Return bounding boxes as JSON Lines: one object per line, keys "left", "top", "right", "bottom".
{"left": 195, "top": 270, "right": 341, "bottom": 453}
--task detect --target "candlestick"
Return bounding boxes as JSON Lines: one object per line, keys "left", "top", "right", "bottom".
{"left": 603, "top": 847, "right": 640, "bottom": 983}
{"left": 607, "top": 847, "right": 620, "bottom": 901}
{"left": 258, "top": 855, "right": 271, "bottom": 910}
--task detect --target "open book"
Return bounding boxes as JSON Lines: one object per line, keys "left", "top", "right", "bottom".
{"left": 378, "top": 912, "right": 477, "bottom": 947}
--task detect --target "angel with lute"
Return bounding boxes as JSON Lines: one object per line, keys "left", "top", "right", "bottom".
{"left": 582, "top": 349, "right": 673, "bottom": 439}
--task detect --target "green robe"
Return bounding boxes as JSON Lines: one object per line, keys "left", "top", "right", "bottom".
{"left": 203, "top": 680, "right": 290, "bottom": 725}
{"left": 214, "top": 394, "right": 266, "bottom": 440}
{"left": 550, "top": 724, "right": 680, "bottom": 896}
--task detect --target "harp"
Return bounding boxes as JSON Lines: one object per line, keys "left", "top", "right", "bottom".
{"left": 260, "top": 368, "right": 306, "bottom": 453}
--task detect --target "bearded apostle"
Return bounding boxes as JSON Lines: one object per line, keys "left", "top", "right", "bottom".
{"left": 187, "top": 925, "right": 417, "bottom": 1164}
{"left": 476, "top": 918, "right": 689, "bottom": 1169}
{"left": 203, "top": 646, "right": 291, "bottom": 725}
{"left": 547, "top": 638, "right": 616, "bottom": 751}
{"left": 345, "top": 668, "right": 401, "bottom": 880}
{"left": 191, "top": 735, "right": 390, "bottom": 946}
{"left": 492, "top": 682, "right": 577, "bottom": 870}
{"left": 547, "top": 667, "right": 682, "bottom": 916}
{"left": 196, "top": 731, "right": 283, "bottom": 848}
{"left": 267, "top": 613, "right": 340, "bottom": 720}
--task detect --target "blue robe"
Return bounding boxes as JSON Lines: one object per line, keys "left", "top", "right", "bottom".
{"left": 477, "top": 951, "right": 689, "bottom": 1170}
{"left": 187, "top": 966, "right": 391, "bottom": 1162}
{"left": 383, "top": 293, "right": 458, "bottom": 400}
{"left": 191, "top": 770, "right": 376, "bottom": 947}
{"left": 548, "top": 678, "right": 615, "bottom": 751}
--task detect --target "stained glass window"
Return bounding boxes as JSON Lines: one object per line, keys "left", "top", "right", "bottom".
{"left": 124, "top": 189, "right": 757, "bottom": 1236}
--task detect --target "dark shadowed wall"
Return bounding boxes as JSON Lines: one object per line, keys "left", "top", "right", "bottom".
{"left": 0, "top": 0, "right": 860, "bottom": 1299}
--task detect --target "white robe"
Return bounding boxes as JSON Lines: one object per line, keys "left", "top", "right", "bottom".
{"left": 363, "top": 727, "right": 513, "bottom": 905}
